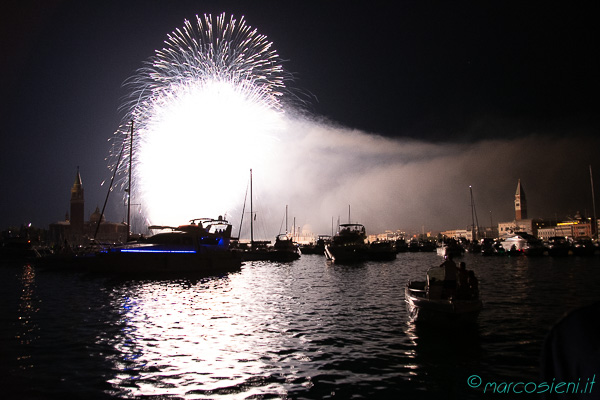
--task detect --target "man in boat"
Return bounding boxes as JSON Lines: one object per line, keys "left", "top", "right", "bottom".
{"left": 439, "top": 254, "right": 457, "bottom": 297}
{"left": 456, "top": 262, "right": 470, "bottom": 299}
{"left": 467, "top": 270, "right": 479, "bottom": 299}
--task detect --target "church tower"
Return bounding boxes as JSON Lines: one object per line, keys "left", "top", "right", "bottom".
{"left": 70, "top": 167, "right": 84, "bottom": 233}
{"left": 515, "top": 179, "right": 527, "bottom": 220}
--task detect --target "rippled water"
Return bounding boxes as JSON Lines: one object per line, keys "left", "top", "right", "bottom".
{"left": 1, "top": 253, "right": 599, "bottom": 399}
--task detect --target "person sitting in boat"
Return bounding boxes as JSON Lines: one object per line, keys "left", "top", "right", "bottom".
{"left": 467, "top": 270, "right": 479, "bottom": 299}
{"left": 439, "top": 254, "right": 457, "bottom": 296}
{"left": 456, "top": 262, "right": 470, "bottom": 299}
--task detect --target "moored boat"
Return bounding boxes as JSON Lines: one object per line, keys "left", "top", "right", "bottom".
{"left": 271, "top": 233, "right": 301, "bottom": 261}
{"left": 300, "top": 235, "right": 331, "bottom": 255}
{"left": 325, "top": 223, "right": 368, "bottom": 263}
{"left": 89, "top": 217, "right": 241, "bottom": 275}
{"left": 573, "top": 237, "right": 596, "bottom": 256}
{"left": 436, "top": 238, "right": 463, "bottom": 258}
{"left": 546, "top": 236, "right": 572, "bottom": 257}
{"left": 367, "top": 240, "right": 397, "bottom": 261}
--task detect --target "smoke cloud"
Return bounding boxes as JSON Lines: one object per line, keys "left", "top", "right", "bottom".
{"left": 233, "top": 114, "right": 599, "bottom": 239}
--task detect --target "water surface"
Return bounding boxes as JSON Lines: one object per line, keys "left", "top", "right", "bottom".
{"left": 1, "top": 253, "right": 599, "bottom": 399}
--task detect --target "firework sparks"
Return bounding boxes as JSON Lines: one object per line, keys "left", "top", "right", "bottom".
{"left": 110, "top": 13, "right": 288, "bottom": 228}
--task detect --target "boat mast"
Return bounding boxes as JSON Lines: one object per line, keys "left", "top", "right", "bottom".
{"left": 126, "top": 121, "right": 133, "bottom": 242}
{"left": 250, "top": 169, "right": 254, "bottom": 248}
{"left": 469, "top": 186, "right": 479, "bottom": 241}
{"left": 591, "top": 165, "right": 597, "bottom": 239}
{"left": 348, "top": 204, "right": 351, "bottom": 224}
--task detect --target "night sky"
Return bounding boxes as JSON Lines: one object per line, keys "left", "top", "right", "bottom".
{"left": 1, "top": 1, "right": 598, "bottom": 234}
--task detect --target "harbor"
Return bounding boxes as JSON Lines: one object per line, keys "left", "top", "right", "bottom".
{"left": 2, "top": 3, "right": 599, "bottom": 399}
{"left": 2, "top": 252, "right": 599, "bottom": 399}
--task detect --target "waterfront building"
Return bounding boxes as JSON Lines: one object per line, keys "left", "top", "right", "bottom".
{"left": 49, "top": 168, "right": 128, "bottom": 246}
{"left": 440, "top": 229, "right": 469, "bottom": 240}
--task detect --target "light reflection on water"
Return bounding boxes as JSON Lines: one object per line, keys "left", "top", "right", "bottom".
{"left": 1, "top": 253, "right": 600, "bottom": 399}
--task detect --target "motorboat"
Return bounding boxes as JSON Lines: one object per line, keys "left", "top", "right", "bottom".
{"left": 436, "top": 238, "right": 463, "bottom": 258}
{"left": 500, "top": 232, "right": 545, "bottom": 256}
{"left": 573, "top": 237, "right": 596, "bottom": 256}
{"left": 89, "top": 217, "right": 241, "bottom": 275}
{"left": 546, "top": 236, "right": 572, "bottom": 257}
{"left": 325, "top": 223, "right": 368, "bottom": 263}
{"left": 271, "top": 234, "right": 301, "bottom": 261}
{"left": 394, "top": 238, "right": 408, "bottom": 253}
{"left": 367, "top": 240, "right": 397, "bottom": 261}
{"left": 300, "top": 235, "right": 331, "bottom": 255}
{"left": 405, "top": 266, "right": 483, "bottom": 324}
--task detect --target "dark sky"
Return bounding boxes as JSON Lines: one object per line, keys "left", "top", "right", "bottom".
{"left": 1, "top": 0, "right": 598, "bottom": 231}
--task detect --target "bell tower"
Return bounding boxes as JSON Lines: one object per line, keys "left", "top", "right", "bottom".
{"left": 515, "top": 179, "right": 527, "bottom": 220}
{"left": 70, "top": 167, "right": 84, "bottom": 233}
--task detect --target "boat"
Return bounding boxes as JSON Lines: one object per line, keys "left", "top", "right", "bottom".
{"left": 394, "top": 238, "right": 408, "bottom": 253}
{"left": 89, "top": 217, "right": 241, "bottom": 275}
{"left": 436, "top": 238, "right": 463, "bottom": 258}
{"left": 300, "top": 235, "right": 331, "bottom": 255}
{"left": 367, "top": 240, "right": 397, "bottom": 261}
{"left": 500, "top": 232, "right": 545, "bottom": 256}
{"left": 500, "top": 232, "right": 529, "bottom": 255}
{"left": 546, "top": 236, "right": 572, "bottom": 257}
{"left": 405, "top": 266, "right": 483, "bottom": 324}
{"left": 270, "top": 233, "right": 301, "bottom": 261}
{"left": 407, "top": 239, "right": 420, "bottom": 252}
{"left": 419, "top": 239, "right": 437, "bottom": 252}
{"left": 325, "top": 223, "right": 368, "bottom": 263}
{"left": 573, "top": 237, "right": 596, "bottom": 256}
{"left": 0, "top": 237, "right": 43, "bottom": 262}
{"left": 232, "top": 170, "right": 300, "bottom": 262}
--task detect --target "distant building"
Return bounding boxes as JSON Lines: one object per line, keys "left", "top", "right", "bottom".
{"left": 498, "top": 180, "right": 543, "bottom": 238}
{"left": 547, "top": 216, "right": 593, "bottom": 240}
{"left": 440, "top": 229, "right": 469, "bottom": 240}
{"left": 49, "top": 168, "right": 128, "bottom": 246}
{"left": 515, "top": 179, "right": 527, "bottom": 220}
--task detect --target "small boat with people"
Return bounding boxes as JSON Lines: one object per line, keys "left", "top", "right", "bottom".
{"left": 325, "top": 223, "right": 368, "bottom": 263}
{"left": 405, "top": 255, "right": 482, "bottom": 324}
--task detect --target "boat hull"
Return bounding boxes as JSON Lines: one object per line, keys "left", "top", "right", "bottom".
{"left": 405, "top": 281, "right": 482, "bottom": 324}
{"left": 324, "top": 244, "right": 368, "bottom": 263}
{"left": 87, "top": 249, "right": 241, "bottom": 276}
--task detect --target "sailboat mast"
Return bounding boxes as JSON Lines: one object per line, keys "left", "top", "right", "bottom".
{"left": 470, "top": 186, "right": 479, "bottom": 241}
{"left": 127, "top": 121, "right": 133, "bottom": 241}
{"left": 591, "top": 165, "right": 597, "bottom": 239}
{"left": 250, "top": 169, "right": 254, "bottom": 248}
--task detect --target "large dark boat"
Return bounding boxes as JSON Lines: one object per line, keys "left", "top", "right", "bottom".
{"left": 405, "top": 266, "right": 483, "bottom": 324}
{"left": 367, "top": 240, "right": 397, "bottom": 261}
{"left": 573, "top": 238, "right": 596, "bottom": 256}
{"left": 324, "top": 223, "right": 368, "bottom": 263}
{"left": 89, "top": 217, "right": 241, "bottom": 275}
{"left": 546, "top": 236, "right": 572, "bottom": 257}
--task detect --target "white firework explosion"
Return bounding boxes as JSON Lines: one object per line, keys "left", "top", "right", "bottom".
{"left": 109, "top": 13, "right": 290, "bottom": 228}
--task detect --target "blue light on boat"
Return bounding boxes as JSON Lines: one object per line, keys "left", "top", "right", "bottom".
{"left": 119, "top": 249, "right": 197, "bottom": 254}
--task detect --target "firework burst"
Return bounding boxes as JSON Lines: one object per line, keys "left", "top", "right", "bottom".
{"left": 109, "top": 13, "right": 289, "bottom": 229}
